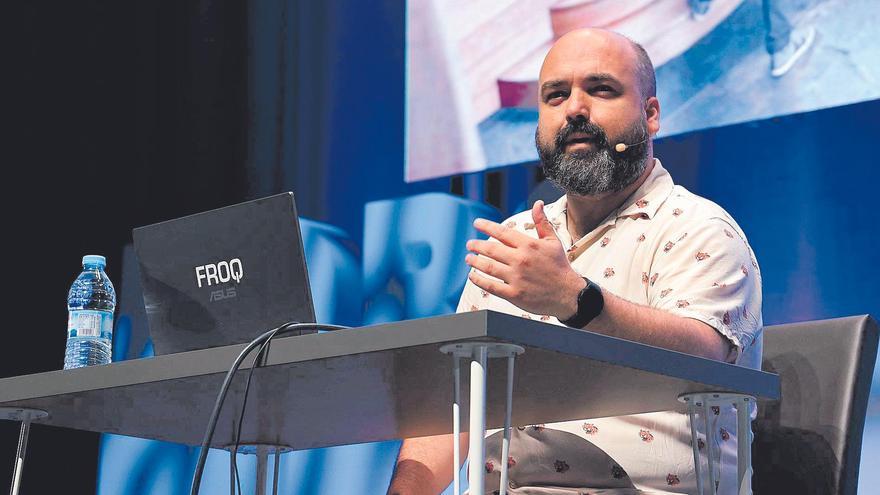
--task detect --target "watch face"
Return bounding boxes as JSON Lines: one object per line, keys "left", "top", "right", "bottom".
{"left": 562, "top": 278, "right": 603, "bottom": 328}
{"left": 583, "top": 281, "right": 604, "bottom": 318}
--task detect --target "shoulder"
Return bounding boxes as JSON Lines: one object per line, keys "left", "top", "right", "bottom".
{"left": 648, "top": 185, "right": 761, "bottom": 276}
{"left": 656, "top": 185, "right": 751, "bottom": 243}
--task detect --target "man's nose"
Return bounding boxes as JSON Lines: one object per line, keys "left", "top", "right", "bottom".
{"left": 564, "top": 90, "right": 590, "bottom": 123}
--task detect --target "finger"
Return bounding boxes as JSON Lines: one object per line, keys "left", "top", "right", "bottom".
{"left": 473, "top": 218, "right": 527, "bottom": 247}
{"left": 468, "top": 270, "right": 514, "bottom": 300}
{"left": 466, "top": 239, "right": 515, "bottom": 264}
{"left": 531, "top": 200, "right": 557, "bottom": 240}
{"left": 465, "top": 253, "right": 511, "bottom": 282}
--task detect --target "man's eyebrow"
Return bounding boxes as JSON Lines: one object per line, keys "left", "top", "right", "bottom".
{"left": 540, "top": 80, "right": 569, "bottom": 93}
{"left": 584, "top": 73, "right": 623, "bottom": 85}
{"left": 540, "top": 74, "right": 623, "bottom": 93}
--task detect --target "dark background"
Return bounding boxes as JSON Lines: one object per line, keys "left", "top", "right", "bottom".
{"left": 4, "top": 2, "right": 249, "bottom": 492}
{"left": 3, "top": 1, "right": 878, "bottom": 493}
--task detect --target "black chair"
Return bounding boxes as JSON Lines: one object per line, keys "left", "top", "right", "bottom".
{"left": 753, "top": 315, "right": 878, "bottom": 495}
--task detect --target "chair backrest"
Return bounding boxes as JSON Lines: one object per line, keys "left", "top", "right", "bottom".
{"left": 753, "top": 315, "right": 878, "bottom": 495}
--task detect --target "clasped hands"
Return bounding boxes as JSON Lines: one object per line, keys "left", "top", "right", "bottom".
{"left": 465, "top": 201, "right": 587, "bottom": 321}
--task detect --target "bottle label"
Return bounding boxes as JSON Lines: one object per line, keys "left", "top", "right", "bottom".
{"left": 68, "top": 310, "right": 113, "bottom": 338}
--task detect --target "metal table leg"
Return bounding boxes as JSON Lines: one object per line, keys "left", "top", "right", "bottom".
{"left": 1, "top": 408, "right": 48, "bottom": 495}
{"left": 255, "top": 445, "right": 269, "bottom": 495}
{"left": 440, "top": 342, "right": 524, "bottom": 495}
{"left": 498, "top": 354, "right": 516, "bottom": 495}
{"left": 452, "top": 356, "right": 461, "bottom": 495}
{"left": 224, "top": 443, "right": 291, "bottom": 495}
{"left": 735, "top": 396, "right": 753, "bottom": 495}
{"left": 679, "top": 393, "right": 755, "bottom": 495}
{"left": 468, "top": 345, "right": 488, "bottom": 494}
{"left": 228, "top": 447, "right": 235, "bottom": 494}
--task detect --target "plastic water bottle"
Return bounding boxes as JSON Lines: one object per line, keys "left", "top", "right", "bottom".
{"left": 64, "top": 255, "right": 116, "bottom": 369}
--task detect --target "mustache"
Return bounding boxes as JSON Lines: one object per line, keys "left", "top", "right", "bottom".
{"left": 554, "top": 119, "right": 610, "bottom": 152}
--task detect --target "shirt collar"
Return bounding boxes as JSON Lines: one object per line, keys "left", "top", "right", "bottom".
{"left": 545, "top": 158, "right": 674, "bottom": 240}
{"left": 614, "top": 158, "right": 674, "bottom": 220}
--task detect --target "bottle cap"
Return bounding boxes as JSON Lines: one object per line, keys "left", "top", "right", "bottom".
{"left": 82, "top": 255, "right": 107, "bottom": 268}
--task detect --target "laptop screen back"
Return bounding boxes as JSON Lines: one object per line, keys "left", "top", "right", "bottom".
{"left": 132, "top": 192, "right": 316, "bottom": 355}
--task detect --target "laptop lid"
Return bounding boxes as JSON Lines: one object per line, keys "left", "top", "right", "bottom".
{"left": 132, "top": 192, "right": 316, "bottom": 355}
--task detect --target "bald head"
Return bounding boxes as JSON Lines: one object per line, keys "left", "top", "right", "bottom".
{"left": 541, "top": 28, "right": 656, "bottom": 99}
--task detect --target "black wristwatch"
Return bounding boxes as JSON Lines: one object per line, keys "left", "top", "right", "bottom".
{"left": 560, "top": 278, "right": 604, "bottom": 328}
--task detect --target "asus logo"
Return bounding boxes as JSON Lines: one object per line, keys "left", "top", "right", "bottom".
{"left": 209, "top": 287, "right": 237, "bottom": 301}
{"left": 195, "top": 258, "right": 244, "bottom": 288}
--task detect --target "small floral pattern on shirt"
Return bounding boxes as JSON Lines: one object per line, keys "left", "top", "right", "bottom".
{"left": 554, "top": 460, "right": 570, "bottom": 473}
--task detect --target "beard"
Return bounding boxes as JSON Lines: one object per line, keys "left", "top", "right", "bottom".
{"left": 536, "top": 117, "right": 650, "bottom": 197}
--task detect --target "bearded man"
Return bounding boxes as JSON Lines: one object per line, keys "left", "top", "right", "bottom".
{"left": 388, "top": 28, "right": 762, "bottom": 495}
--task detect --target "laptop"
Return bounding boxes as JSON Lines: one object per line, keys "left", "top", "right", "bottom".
{"left": 132, "top": 192, "right": 316, "bottom": 355}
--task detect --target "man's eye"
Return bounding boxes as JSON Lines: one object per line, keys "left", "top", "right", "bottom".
{"left": 592, "top": 85, "right": 616, "bottom": 94}
{"left": 546, "top": 91, "right": 567, "bottom": 102}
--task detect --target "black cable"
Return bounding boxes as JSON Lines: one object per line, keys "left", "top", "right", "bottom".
{"left": 231, "top": 334, "right": 273, "bottom": 494}
{"left": 190, "top": 322, "right": 348, "bottom": 495}
{"left": 192, "top": 326, "right": 275, "bottom": 495}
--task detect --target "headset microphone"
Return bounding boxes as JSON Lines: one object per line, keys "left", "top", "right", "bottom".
{"left": 614, "top": 139, "right": 648, "bottom": 153}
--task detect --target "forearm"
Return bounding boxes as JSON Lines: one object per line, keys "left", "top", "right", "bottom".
{"left": 584, "top": 287, "right": 733, "bottom": 362}
{"left": 388, "top": 433, "right": 469, "bottom": 495}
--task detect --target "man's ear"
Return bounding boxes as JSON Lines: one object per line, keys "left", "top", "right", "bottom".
{"left": 645, "top": 96, "right": 660, "bottom": 136}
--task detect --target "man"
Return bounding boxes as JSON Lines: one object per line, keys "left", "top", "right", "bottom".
{"left": 388, "top": 28, "right": 762, "bottom": 495}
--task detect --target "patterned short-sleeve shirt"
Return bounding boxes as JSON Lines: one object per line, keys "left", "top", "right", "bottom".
{"left": 458, "top": 159, "right": 763, "bottom": 495}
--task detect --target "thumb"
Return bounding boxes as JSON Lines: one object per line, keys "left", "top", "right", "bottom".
{"left": 531, "top": 200, "right": 557, "bottom": 240}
